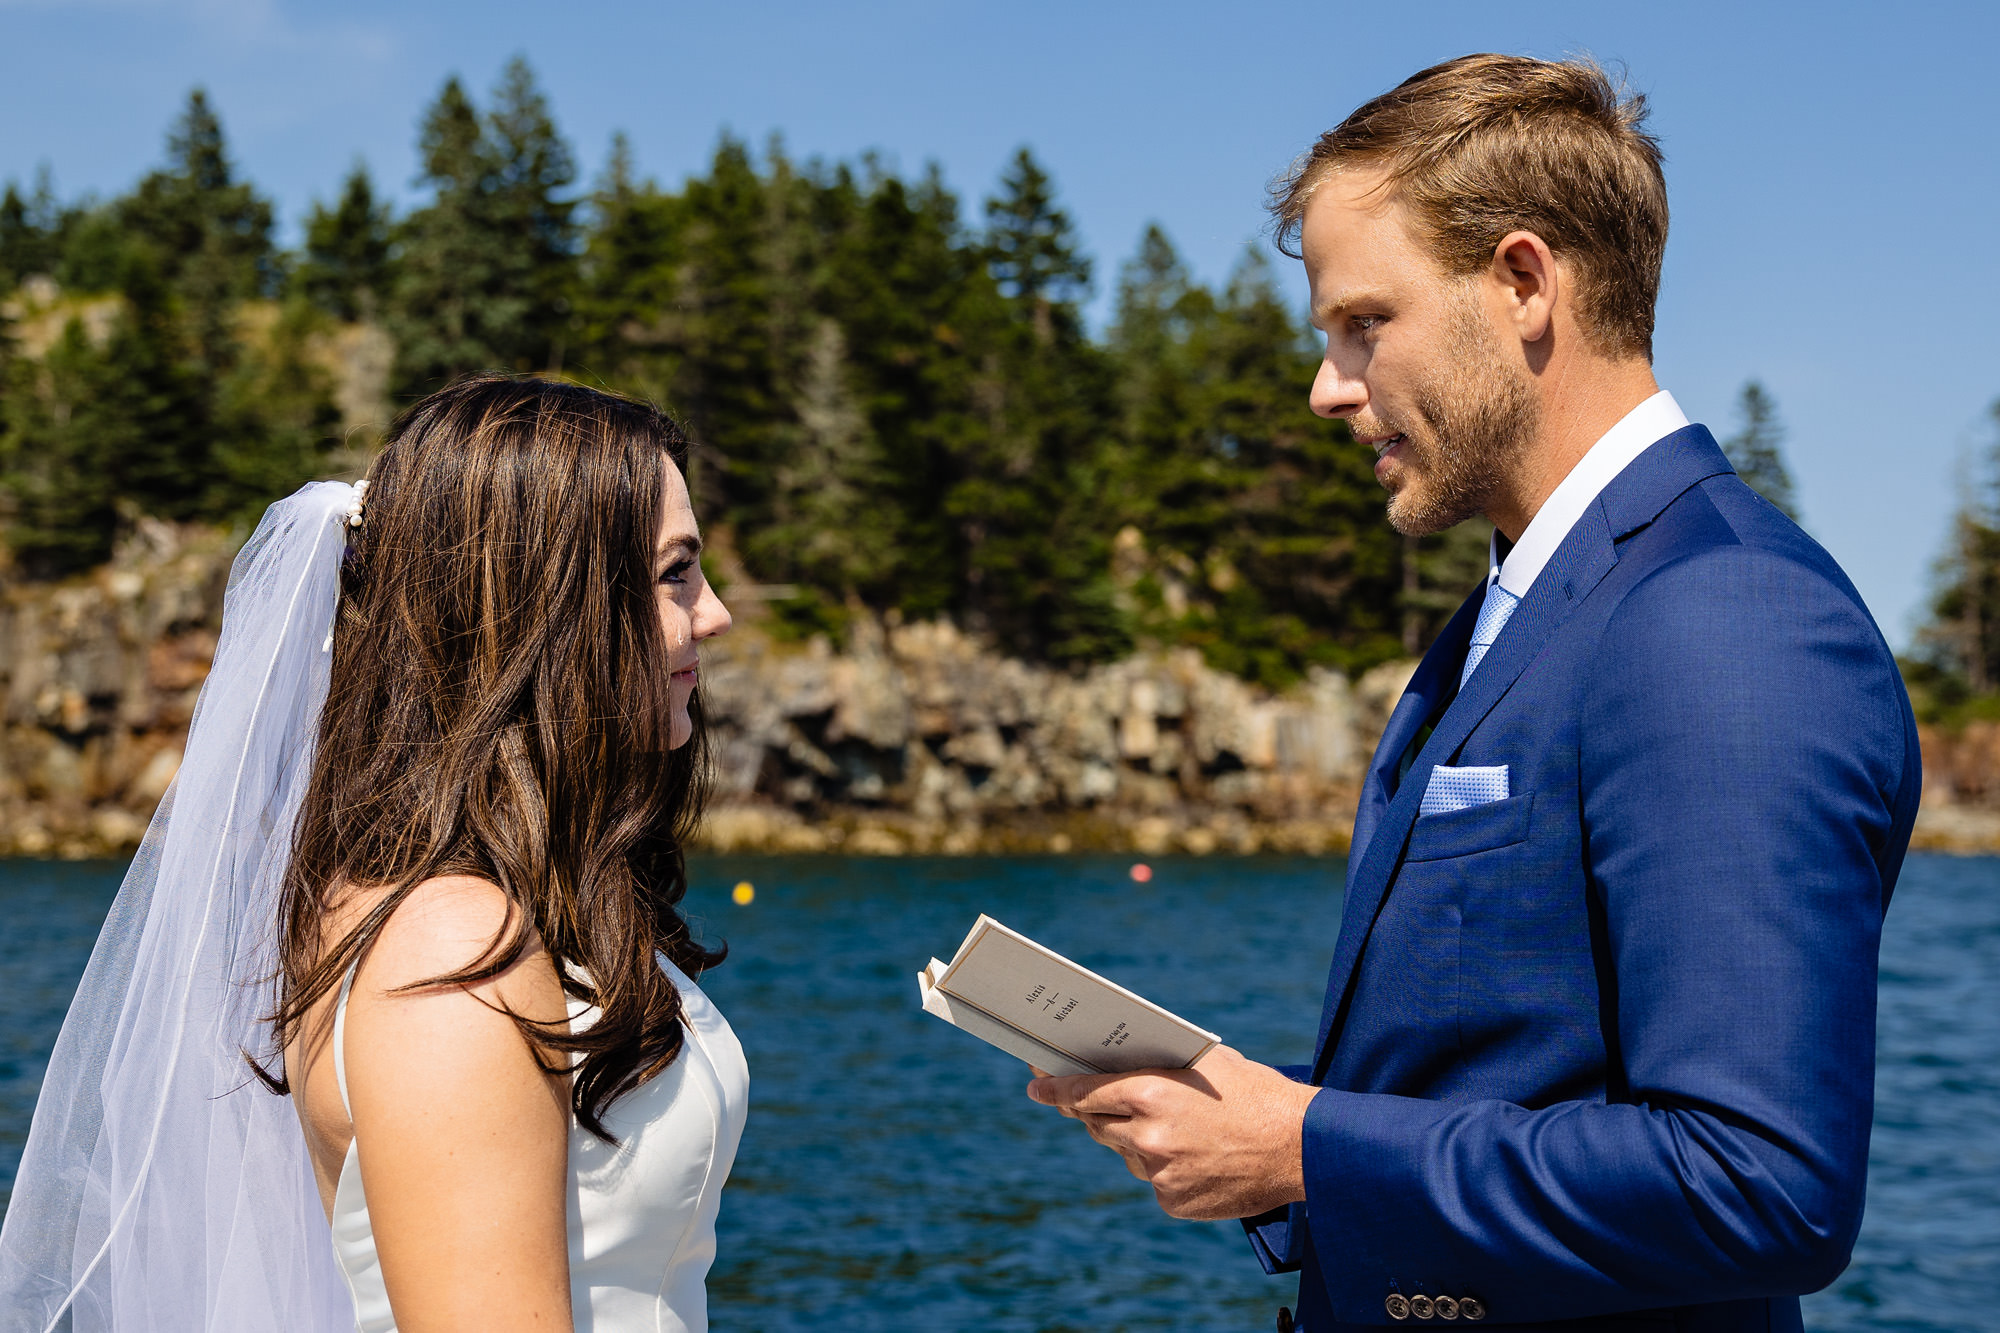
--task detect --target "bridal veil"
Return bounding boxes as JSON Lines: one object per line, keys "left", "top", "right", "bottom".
{"left": 0, "top": 482, "right": 360, "bottom": 1331}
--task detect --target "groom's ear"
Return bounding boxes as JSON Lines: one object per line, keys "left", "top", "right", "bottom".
{"left": 1488, "top": 229, "right": 1560, "bottom": 348}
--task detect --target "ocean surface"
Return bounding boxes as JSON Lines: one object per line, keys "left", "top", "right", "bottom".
{"left": 2, "top": 853, "right": 1994, "bottom": 1331}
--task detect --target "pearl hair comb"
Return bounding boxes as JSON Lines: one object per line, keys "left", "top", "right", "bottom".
{"left": 342, "top": 478, "right": 370, "bottom": 529}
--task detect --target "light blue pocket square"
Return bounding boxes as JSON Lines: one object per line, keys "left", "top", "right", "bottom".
{"left": 1420, "top": 763, "right": 1510, "bottom": 816}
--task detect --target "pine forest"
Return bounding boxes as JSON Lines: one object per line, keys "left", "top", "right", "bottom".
{"left": 0, "top": 61, "right": 1493, "bottom": 686}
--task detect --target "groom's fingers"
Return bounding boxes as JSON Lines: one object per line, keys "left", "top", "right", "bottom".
{"left": 1081, "top": 1112, "right": 1149, "bottom": 1163}
{"left": 1027, "top": 1071, "right": 1189, "bottom": 1186}
{"left": 1027, "top": 1072, "right": 1150, "bottom": 1155}
{"left": 1025, "top": 1070, "right": 1146, "bottom": 1118}
{"left": 1027, "top": 1067, "right": 1084, "bottom": 1119}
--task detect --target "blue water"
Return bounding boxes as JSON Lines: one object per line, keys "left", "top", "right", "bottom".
{"left": 2, "top": 855, "right": 1995, "bottom": 1330}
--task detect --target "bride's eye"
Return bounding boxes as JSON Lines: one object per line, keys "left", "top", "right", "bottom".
{"left": 659, "top": 559, "right": 694, "bottom": 587}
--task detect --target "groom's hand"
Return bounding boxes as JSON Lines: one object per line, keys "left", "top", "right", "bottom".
{"left": 1026, "top": 1046, "right": 1317, "bottom": 1221}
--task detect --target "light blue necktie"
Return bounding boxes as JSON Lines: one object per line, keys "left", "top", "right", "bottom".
{"left": 1460, "top": 581, "right": 1521, "bottom": 688}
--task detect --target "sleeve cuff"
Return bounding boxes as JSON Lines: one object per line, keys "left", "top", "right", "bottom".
{"left": 1242, "top": 1201, "right": 1309, "bottom": 1274}
{"left": 1240, "top": 1069, "right": 1317, "bottom": 1274}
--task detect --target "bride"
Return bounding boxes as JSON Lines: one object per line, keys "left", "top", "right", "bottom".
{"left": 0, "top": 375, "right": 744, "bottom": 1332}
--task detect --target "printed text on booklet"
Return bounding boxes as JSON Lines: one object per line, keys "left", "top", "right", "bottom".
{"left": 916, "top": 915, "right": 1218, "bottom": 1076}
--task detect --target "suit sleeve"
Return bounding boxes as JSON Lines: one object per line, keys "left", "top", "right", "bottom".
{"left": 1295, "top": 545, "right": 1919, "bottom": 1323}
{"left": 1242, "top": 1066, "right": 1315, "bottom": 1274}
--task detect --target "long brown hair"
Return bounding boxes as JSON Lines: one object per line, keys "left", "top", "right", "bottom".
{"left": 265, "top": 374, "right": 723, "bottom": 1140}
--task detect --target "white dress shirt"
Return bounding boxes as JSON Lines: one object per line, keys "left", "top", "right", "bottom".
{"left": 1486, "top": 390, "right": 1691, "bottom": 596}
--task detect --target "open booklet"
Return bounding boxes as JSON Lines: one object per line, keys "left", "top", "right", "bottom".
{"left": 916, "top": 914, "right": 1219, "bottom": 1077}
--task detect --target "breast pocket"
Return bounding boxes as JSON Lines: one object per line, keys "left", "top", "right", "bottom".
{"left": 1405, "top": 791, "right": 1534, "bottom": 862}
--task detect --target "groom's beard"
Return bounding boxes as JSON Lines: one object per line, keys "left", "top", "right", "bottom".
{"left": 1375, "top": 300, "right": 1541, "bottom": 539}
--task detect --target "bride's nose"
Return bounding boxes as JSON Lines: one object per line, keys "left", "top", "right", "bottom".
{"left": 693, "top": 582, "right": 732, "bottom": 641}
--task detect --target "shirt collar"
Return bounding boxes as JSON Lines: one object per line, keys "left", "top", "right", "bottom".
{"left": 1489, "top": 390, "right": 1690, "bottom": 598}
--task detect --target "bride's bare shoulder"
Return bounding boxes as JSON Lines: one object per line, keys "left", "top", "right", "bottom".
{"left": 338, "top": 875, "right": 564, "bottom": 1018}
{"left": 356, "top": 875, "right": 531, "bottom": 969}
{"left": 330, "top": 874, "right": 576, "bottom": 1321}
{"left": 336, "top": 875, "right": 571, "bottom": 1127}
{"left": 292, "top": 875, "right": 571, "bottom": 1216}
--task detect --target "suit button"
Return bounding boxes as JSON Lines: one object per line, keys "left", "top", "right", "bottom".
{"left": 1385, "top": 1293, "right": 1412, "bottom": 1320}
{"left": 1410, "top": 1294, "right": 1436, "bottom": 1319}
{"left": 1276, "top": 1307, "right": 1294, "bottom": 1333}
{"left": 1460, "top": 1296, "right": 1487, "bottom": 1321}
{"left": 1434, "top": 1295, "right": 1460, "bottom": 1320}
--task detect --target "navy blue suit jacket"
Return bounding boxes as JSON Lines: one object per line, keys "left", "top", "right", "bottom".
{"left": 1246, "top": 427, "right": 1922, "bottom": 1330}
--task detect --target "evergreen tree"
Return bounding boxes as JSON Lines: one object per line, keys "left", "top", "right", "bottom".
{"left": 1917, "top": 401, "right": 2000, "bottom": 696}
{"left": 1104, "top": 234, "right": 1461, "bottom": 681}
{"left": 298, "top": 164, "right": 392, "bottom": 321}
{"left": 951, "top": 149, "right": 1123, "bottom": 660}
{"left": 744, "top": 158, "right": 894, "bottom": 613}
{"left": 89, "top": 253, "right": 218, "bottom": 521}
{"left": 0, "top": 322, "right": 121, "bottom": 574}
{"left": 574, "top": 133, "right": 825, "bottom": 621}
{"left": 391, "top": 58, "right": 579, "bottom": 394}
{"left": 0, "top": 186, "right": 38, "bottom": 290}
{"left": 2, "top": 76, "right": 1507, "bottom": 678}
{"left": 984, "top": 147, "right": 1090, "bottom": 344}
{"left": 0, "top": 167, "right": 65, "bottom": 287}
{"left": 393, "top": 76, "right": 499, "bottom": 388}
{"left": 573, "top": 133, "right": 685, "bottom": 389}
{"left": 1201, "top": 250, "right": 1396, "bottom": 678}
{"left": 1721, "top": 379, "right": 1800, "bottom": 521}
{"left": 116, "top": 89, "right": 276, "bottom": 368}
{"left": 1106, "top": 224, "right": 1209, "bottom": 526}
{"left": 1111, "top": 225, "right": 1193, "bottom": 352}
{"left": 762, "top": 314, "right": 898, "bottom": 605}
{"left": 0, "top": 89, "right": 336, "bottom": 573}
{"left": 486, "top": 56, "right": 581, "bottom": 370}
{"left": 819, "top": 162, "right": 991, "bottom": 620}
{"left": 210, "top": 299, "right": 344, "bottom": 515}
{"left": 666, "top": 135, "right": 792, "bottom": 529}
{"left": 55, "top": 208, "right": 129, "bottom": 293}
{"left": 0, "top": 257, "right": 212, "bottom": 573}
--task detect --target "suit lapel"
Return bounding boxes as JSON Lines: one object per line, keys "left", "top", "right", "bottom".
{"left": 1347, "top": 593, "right": 1479, "bottom": 889}
{"left": 1310, "top": 513, "right": 1615, "bottom": 1081}
{"left": 1313, "top": 591, "right": 1482, "bottom": 1065}
{"left": 1310, "top": 424, "right": 1738, "bottom": 1082}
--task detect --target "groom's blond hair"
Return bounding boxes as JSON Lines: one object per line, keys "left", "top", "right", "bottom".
{"left": 1272, "top": 54, "right": 1668, "bottom": 361}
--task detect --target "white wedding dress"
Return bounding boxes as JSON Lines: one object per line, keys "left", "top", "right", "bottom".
{"left": 328, "top": 955, "right": 749, "bottom": 1333}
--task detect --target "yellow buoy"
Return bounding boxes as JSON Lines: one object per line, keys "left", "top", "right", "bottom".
{"left": 731, "top": 881, "right": 755, "bottom": 906}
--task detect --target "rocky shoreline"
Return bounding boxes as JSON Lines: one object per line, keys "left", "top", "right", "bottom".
{"left": 693, "top": 614, "right": 1399, "bottom": 857}
{"left": 0, "top": 525, "right": 1986, "bottom": 859}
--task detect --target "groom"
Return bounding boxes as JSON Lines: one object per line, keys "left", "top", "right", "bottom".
{"left": 1028, "top": 54, "right": 1921, "bottom": 1332}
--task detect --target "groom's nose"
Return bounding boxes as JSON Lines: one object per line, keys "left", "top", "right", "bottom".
{"left": 1310, "top": 345, "right": 1366, "bottom": 420}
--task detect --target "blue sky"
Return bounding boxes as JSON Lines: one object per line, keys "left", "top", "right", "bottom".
{"left": 3, "top": 0, "right": 1995, "bottom": 648}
